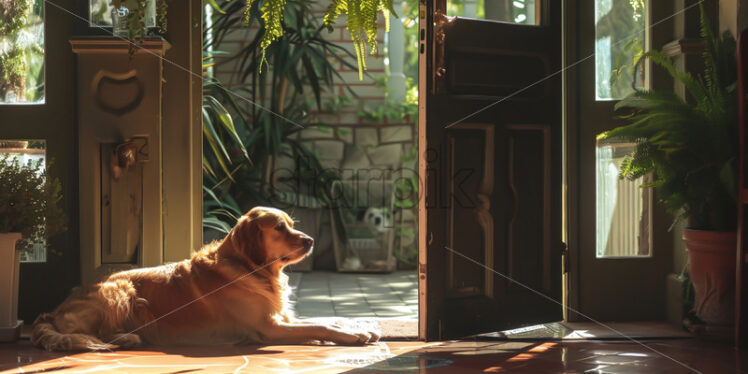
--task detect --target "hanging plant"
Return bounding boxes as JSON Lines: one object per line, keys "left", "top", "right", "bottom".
{"left": 156, "top": 0, "right": 168, "bottom": 33}
{"left": 112, "top": 0, "right": 168, "bottom": 42}
{"left": 243, "top": 0, "right": 396, "bottom": 78}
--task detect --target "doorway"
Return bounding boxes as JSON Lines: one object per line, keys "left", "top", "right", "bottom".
{"left": 202, "top": 0, "right": 421, "bottom": 335}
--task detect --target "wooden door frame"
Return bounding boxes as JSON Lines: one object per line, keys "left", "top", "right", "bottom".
{"left": 161, "top": 0, "right": 203, "bottom": 262}
{"left": 417, "top": 0, "right": 428, "bottom": 341}
{"left": 0, "top": 0, "right": 80, "bottom": 322}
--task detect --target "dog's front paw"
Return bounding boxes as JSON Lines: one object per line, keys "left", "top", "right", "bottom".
{"left": 332, "top": 329, "right": 380, "bottom": 345}
{"left": 109, "top": 333, "right": 142, "bottom": 348}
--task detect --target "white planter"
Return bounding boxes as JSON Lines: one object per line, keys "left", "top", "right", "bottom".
{"left": 0, "top": 232, "right": 23, "bottom": 342}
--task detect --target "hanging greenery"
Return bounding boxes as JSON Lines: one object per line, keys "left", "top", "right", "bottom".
{"left": 242, "top": 0, "right": 396, "bottom": 78}
{"left": 156, "top": 0, "right": 168, "bottom": 33}
{"left": 112, "top": 0, "right": 168, "bottom": 42}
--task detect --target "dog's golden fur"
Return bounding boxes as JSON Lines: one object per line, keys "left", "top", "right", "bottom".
{"left": 31, "top": 207, "right": 380, "bottom": 351}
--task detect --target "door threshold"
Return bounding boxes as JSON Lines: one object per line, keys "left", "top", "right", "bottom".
{"left": 473, "top": 321, "right": 693, "bottom": 341}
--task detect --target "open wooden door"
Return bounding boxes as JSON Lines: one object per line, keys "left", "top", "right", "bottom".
{"left": 418, "top": 0, "right": 563, "bottom": 340}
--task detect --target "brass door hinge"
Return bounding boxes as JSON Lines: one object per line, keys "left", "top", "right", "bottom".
{"left": 561, "top": 242, "right": 569, "bottom": 274}
{"left": 432, "top": 10, "right": 452, "bottom": 94}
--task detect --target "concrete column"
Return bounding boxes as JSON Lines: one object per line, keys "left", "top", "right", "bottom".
{"left": 485, "top": 0, "right": 512, "bottom": 22}
{"left": 464, "top": 0, "right": 479, "bottom": 18}
{"left": 526, "top": 0, "right": 536, "bottom": 24}
{"left": 387, "top": 0, "right": 407, "bottom": 102}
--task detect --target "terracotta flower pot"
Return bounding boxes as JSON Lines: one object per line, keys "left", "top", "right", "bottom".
{"left": 683, "top": 228, "right": 737, "bottom": 326}
{"left": 0, "top": 232, "right": 23, "bottom": 342}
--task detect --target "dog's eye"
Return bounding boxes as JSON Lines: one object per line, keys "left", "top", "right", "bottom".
{"left": 275, "top": 223, "right": 286, "bottom": 232}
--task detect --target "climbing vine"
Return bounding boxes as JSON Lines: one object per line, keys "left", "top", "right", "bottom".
{"left": 244, "top": 0, "right": 396, "bottom": 78}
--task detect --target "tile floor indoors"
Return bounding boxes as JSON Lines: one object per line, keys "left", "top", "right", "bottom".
{"left": 288, "top": 271, "right": 418, "bottom": 319}
{"left": 2, "top": 335, "right": 747, "bottom": 373}
{"left": 2, "top": 271, "right": 746, "bottom": 373}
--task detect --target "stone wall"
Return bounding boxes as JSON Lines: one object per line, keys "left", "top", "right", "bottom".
{"left": 211, "top": 4, "right": 418, "bottom": 271}
{"left": 293, "top": 123, "right": 414, "bottom": 172}
{"left": 280, "top": 122, "right": 418, "bottom": 271}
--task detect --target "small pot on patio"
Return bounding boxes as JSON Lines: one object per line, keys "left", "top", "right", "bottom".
{"left": 683, "top": 229, "right": 736, "bottom": 327}
{"left": 0, "top": 233, "right": 23, "bottom": 342}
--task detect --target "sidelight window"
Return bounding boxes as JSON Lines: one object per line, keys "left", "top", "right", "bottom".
{"left": 0, "top": 0, "right": 45, "bottom": 104}
{"left": 594, "top": 0, "right": 647, "bottom": 100}
{"left": 1, "top": 140, "right": 48, "bottom": 263}
{"left": 595, "top": 139, "right": 652, "bottom": 258}
{"left": 447, "top": 0, "right": 540, "bottom": 25}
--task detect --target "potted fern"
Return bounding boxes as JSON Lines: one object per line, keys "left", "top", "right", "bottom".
{"left": 0, "top": 154, "right": 66, "bottom": 342}
{"left": 598, "top": 5, "right": 737, "bottom": 331}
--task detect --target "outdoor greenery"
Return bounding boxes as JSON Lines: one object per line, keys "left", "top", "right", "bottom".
{"left": 0, "top": 154, "right": 66, "bottom": 252}
{"left": 598, "top": 5, "right": 738, "bottom": 232}
{"left": 596, "top": 0, "right": 646, "bottom": 99}
{"left": 357, "top": 77, "right": 418, "bottom": 123}
{"left": 393, "top": 145, "right": 417, "bottom": 265}
{"left": 111, "top": 0, "right": 168, "bottom": 41}
{"left": 202, "top": 0, "right": 358, "bottom": 233}
{"left": 202, "top": 0, "right": 419, "bottom": 272}
{"left": 218, "top": 0, "right": 395, "bottom": 77}
{"left": 0, "top": 0, "right": 44, "bottom": 102}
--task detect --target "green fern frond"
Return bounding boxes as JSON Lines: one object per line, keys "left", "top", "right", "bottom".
{"left": 639, "top": 50, "right": 707, "bottom": 105}
{"left": 380, "top": 0, "right": 397, "bottom": 20}
{"left": 156, "top": 0, "right": 167, "bottom": 33}
{"left": 258, "top": 0, "right": 286, "bottom": 72}
{"left": 244, "top": 0, "right": 258, "bottom": 25}
{"left": 323, "top": 0, "right": 347, "bottom": 31}
{"left": 240, "top": 0, "right": 394, "bottom": 78}
{"left": 362, "top": 0, "right": 378, "bottom": 55}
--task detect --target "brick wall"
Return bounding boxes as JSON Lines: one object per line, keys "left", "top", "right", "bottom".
{"left": 212, "top": 1, "right": 416, "bottom": 175}
{"left": 213, "top": 1, "right": 389, "bottom": 126}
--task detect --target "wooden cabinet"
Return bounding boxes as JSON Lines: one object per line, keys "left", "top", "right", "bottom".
{"left": 71, "top": 38, "right": 168, "bottom": 284}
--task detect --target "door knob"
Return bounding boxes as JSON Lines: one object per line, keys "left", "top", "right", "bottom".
{"left": 111, "top": 136, "right": 149, "bottom": 180}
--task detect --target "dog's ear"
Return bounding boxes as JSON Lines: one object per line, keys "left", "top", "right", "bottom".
{"left": 229, "top": 212, "right": 267, "bottom": 266}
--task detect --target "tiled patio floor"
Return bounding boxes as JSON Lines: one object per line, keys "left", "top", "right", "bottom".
{"left": 287, "top": 271, "right": 418, "bottom": 319}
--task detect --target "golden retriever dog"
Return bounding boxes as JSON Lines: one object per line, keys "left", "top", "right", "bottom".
{"left": 32, "top": 207, "right": 380, "bottom": 351}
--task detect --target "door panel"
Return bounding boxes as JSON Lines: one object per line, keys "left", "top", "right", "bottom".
{"left": 420, "top": 0, "right": 563, "bottom": 340}
{"left": 444, "top": 23, "right": 552, "bottom": 98}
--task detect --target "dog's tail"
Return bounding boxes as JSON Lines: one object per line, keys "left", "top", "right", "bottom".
{"left": 31, "top": 313, "right": 118, "bottom": 351}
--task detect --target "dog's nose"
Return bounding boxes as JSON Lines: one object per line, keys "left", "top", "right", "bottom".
{"left": 303, "top": 237, "right": 314, "bottom": 248}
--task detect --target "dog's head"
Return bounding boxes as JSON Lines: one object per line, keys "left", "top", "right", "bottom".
{"left": 229, "top": 206, "right": 314, "bottom": 269}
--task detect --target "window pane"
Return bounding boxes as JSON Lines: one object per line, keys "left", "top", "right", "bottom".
{"left": 0, "top": 0, "right": 44, "bottom": 104}
{"left": 90, "top": 0, "right": 156, "bottom": 28}
{"left": 447, "top": 0, "right": 539, "bottom": 25}
{"left": 595, "top": 0, "right": 646, "bottom": 100}
{"left": 596, "top": 140, "right": 651, "bottom": 258}
{"left": 1, "top": 140, "right": 47, "bottom": 263}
